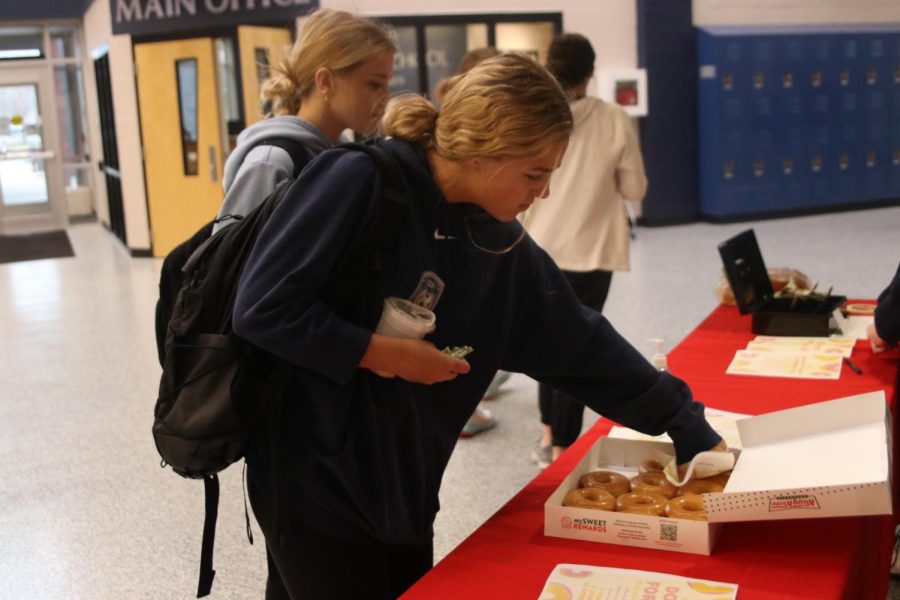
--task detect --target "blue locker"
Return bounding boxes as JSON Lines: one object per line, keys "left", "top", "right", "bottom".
{"left": 745, "top": 128, "right": 781, "bottom": 211}
{"left": 862, "top": 120, "right": 890, "bottom": 199}
{"left": 807, "top": 34, "right": 832, "bottom": 123}
{"left": 748, "top": 36, "right": 777, "bottom": 127}
{"left": 831, "top": 120, "right": 862, "bottom": 205}
{"left": 833, "top": 34, "right": 862, "bottom": 122}
{"left": 697, "top": 28, "right": 724, "bottom": 217}
{"left": 861, "top": 33, "right": 891, "bottom": 123}
{"left": 697, "top": 25, "right": 900, "bottom": 221}
{"left": 891, "top": 94, "right": 900, "bottom": 195}
{"left": 806, "top": 122, "right": 834, "bottom": 205}
{"left": 775, "top": 37, "right": 807, "bottom": 125}
{"left": 777, "top": 124, "right": 808, "bottom": 209}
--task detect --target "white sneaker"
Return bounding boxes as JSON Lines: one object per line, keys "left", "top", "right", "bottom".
{"left": 483, "top": 371, "right": 512, "bottom": 399}
{"left": 531, "top": 442, "right": 552, "bottom": 469}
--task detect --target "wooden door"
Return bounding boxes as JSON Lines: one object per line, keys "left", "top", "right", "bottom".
{"left": 238, "top": 25, "right": 292, "bottom": 126}
{"left": 135, "top": 38, "right": 223, "bottom": 257}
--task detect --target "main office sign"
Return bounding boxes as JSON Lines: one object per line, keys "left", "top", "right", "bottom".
{"left": 111, "top": 0, "right": 318, "bottom": 36}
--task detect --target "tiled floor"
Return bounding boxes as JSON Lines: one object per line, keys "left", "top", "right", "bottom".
{"left": 1, "top": 205, "right": 898, "bottom": 598}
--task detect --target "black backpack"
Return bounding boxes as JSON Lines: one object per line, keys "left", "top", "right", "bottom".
{"left": 154, "top": 137, "right": 309, "bottom": 366}
{"left": 152, "top": 141, "right": 407, "bottom": 598}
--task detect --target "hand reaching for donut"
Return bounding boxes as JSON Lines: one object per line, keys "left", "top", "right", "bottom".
{"left": 677, "top": 440, "right": 728, "bottom": 480}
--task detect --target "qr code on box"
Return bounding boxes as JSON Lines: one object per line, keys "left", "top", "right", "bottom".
{"left": 660, "top": 523, "right": 678, "bottom": 541}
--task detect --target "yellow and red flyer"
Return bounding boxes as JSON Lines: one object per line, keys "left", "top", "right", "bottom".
{"left": 725, "top": 348, "right": 843, "bottom": 379}
{"left": 538, "top": 564, "right": 738, "bottom": 599}
{"left": 746, "top": 335, "right": 855, "bottom": 357}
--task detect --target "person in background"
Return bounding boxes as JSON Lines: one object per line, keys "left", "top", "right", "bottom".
{"left": 866, "top": 263, "right": 900, "bottom": 576}
{"left": 435, "top": 46, "right": 509, "bottom": 438}
{"left": 233, "top": 53, "right": 723, "bottom": 599}
{"left": 520, "top": 33, "right": 648, "bottom": 468}
{"left": 434, "top": 47, "right": 500, "bottom": 104}
{"left": 867, "top": 262, "right": 900, "bottom": 353}
{"left": 213, "top": 8, "right": 395, "bottom": 233}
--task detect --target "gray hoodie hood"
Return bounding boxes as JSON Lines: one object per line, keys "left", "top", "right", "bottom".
{"left": 222, "top": 115, "right": 333, "bottom": 192}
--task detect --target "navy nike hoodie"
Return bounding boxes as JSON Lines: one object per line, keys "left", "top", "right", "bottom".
{"left": 233, "top": 137, "right": 722, "bottom": 546}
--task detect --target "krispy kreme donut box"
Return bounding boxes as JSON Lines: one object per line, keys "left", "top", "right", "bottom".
{"left": 544, "top": 391, "right": 891, "bottom": 555}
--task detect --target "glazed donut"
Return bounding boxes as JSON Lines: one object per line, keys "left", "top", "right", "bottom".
{"left": 616, "top": 492, "right": 668, "bottom": 516}
{"left": 677, "top": 478, "right": 725, "bottom": 496}
{"left": 563, "top": 487, "right": 616, "bottom": 511}
{"left": 666, "top": 495, "right": 708, "bottom": 520}
{"left": 578, "top": 470, "right": 631, "bottom": 497}
{"left": 630, "top": 472, "right": 677, "bottom": 499}
{"left": 639, "top": 459, "right": 666, "bottom": 473}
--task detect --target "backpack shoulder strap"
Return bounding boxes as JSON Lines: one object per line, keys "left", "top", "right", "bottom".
{"left": 336, "top": 141, "right": 408, "bottom": 270}
{"left": 251, "top": 137, "right": 309, "bottom": 177}
{"left": 318, "top": 141, "right": 409, "bottom": 318}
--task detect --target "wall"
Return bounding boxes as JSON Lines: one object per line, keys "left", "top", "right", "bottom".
{"left": 694, "top": 0, "right": 900, "bottom": 26}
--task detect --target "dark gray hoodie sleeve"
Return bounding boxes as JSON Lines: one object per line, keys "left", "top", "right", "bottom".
{"left": 213, "top": 146, "right": 294, "bottom": 232}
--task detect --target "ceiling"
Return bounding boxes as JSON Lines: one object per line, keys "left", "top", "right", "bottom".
{"left": 0, "top": 0, "right": 93, "bottom": 22}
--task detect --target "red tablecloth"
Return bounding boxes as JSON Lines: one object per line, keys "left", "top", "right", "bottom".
{"left": 403, "top": 303, "right": 898, "bottom": 600}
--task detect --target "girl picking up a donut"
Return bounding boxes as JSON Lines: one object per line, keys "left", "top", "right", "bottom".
{"left": 234, "top": 49, "right": 727, "bottom": 599}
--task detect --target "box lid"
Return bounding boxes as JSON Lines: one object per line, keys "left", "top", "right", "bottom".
{"left": 717, "top": 229, "right": 773, "bottom": 315}
{"left": 705, "top": 391, "right": 891, "bottom": 523}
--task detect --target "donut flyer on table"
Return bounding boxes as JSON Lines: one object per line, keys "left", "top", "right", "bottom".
{"left": 539, "top": 564, "right": 738, "bottom": 599}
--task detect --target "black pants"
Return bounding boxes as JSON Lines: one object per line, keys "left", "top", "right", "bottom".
{"left": 248, "top": 471, "right": 433, "bottom": 600}
{"left": 538, "top": 269, "right": 613, "bottom": 448}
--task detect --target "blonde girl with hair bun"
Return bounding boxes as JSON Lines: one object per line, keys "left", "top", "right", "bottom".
{"left": 234, "top": 51, "right": 725, "bottom": 599}
{"left": 213, "top": 8, "right": 395, "bottom": 232}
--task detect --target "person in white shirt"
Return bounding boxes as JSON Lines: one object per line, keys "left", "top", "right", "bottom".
{"left": 520, "top": 33, "right": 648, "bottom": 468}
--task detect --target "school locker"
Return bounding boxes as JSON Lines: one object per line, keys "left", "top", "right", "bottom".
{"left": 697, "top": 25, "right": 900, "bottom": 220}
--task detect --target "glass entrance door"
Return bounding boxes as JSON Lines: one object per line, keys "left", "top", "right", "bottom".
{"left": 0, "top": 67, "right": 66, "bottom": 234}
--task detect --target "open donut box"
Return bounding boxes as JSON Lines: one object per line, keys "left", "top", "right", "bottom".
{"left": 544, "top": 391, "right": 892, "bottom": 555}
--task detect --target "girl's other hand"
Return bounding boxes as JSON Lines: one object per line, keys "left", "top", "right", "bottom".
{"left": 361, "top": 334, "right": 471, "bottom": 384}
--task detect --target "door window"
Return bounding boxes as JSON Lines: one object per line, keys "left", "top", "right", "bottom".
{"left": 214, "top": 37, "right": 241, "bottom": 155}
{"left": 176, "top": 59, "right": 200, "bottom": 176}
{"left": 424, "top": 24, "right": 488, "bottom": 100}
{"left": 53, "top": 64, "right": 91, "bottom": 210}
{"left": 0, "top": 27, "right": 44, "bottom": 60}
{"left": 390, "top": 26, "right": 420, "bottom": 97}
{"left": 383, "top": 14, "right": 560, "bottom": 100}
{"left": 495, "top": 22, "right": 555, "bottom": 63}
{"left": 0, "top": 83, "right": 50, "bottom": 206}
{"left": 49, "top": 25, "right": 81, "bottom": 60}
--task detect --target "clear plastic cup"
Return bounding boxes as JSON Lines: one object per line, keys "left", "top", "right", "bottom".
{"left": 372, "top": 297, "right": 436, "bottom": 377}
{"left": 375, "top": 297, "right": 436, "bottom": 339}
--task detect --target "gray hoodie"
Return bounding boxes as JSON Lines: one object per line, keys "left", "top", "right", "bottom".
{"left": 214, "top": 115, "right": 335, "bottom": 232}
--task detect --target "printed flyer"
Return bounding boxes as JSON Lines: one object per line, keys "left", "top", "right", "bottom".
{"left": 538, "top": 564, "right": 738, "bottom": 600}
{"left": 725, "top": 349, "right": 842, "bottom": 379}
{"left": 746, "top": 335, "right": 855, "bottom": 357}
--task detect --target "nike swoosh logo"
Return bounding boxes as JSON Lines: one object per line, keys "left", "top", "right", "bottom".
{"left": 433, "top": 228, "right": 459, "bottom": 240}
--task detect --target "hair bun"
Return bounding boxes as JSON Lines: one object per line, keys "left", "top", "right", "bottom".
{"left": 380, "top": 94, "right": 437, "bottom": 148}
